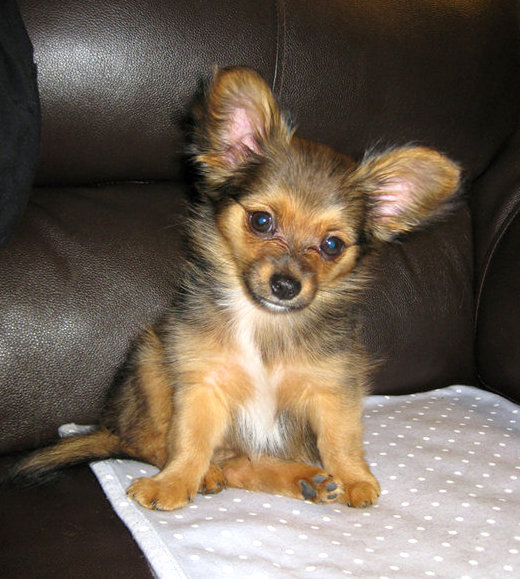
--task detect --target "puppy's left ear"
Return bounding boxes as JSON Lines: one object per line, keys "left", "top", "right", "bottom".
{"left": 192, "top": 67, "right": 291, "bottom": 190}
{"left": 352, "top": 147, "right": 461, "bottom": 242}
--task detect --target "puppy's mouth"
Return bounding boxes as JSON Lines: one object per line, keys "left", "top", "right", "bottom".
{"left": 253, "top": 295, "right": 306, "bottom": 313}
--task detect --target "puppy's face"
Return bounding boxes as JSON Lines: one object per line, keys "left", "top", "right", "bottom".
{"left": 214, "top": 141, "right": 366, "bottom": 313}
{"left": 192, "top": 67, "right": 461, "bottom": 314}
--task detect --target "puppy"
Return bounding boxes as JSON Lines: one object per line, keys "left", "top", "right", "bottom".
{"left": 10, "top": 67, "right": 461, "bottom": 510}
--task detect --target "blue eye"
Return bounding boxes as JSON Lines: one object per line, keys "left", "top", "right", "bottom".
{"left": 320, "top": 236, "right": 345, "bottom": 259}
{"left": 249, "top": 211, "right": 275, "bottom": 236}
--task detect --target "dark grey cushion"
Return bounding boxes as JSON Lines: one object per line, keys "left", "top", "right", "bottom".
{"left": 0, "top": 0, "right": 40, "bottom": 247}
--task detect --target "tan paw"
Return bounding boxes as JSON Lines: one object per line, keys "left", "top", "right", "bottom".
{"left": 198, "top": 463, "right": 227, "bottom": 495}
{"left": 297, "top": 471, "right": 345, "bottom": 504}
{"left": 127, "top": 476, "right": 197, "bottom": 511}
{"left": 341, "top": 479, "right": 381, "bottom": 508}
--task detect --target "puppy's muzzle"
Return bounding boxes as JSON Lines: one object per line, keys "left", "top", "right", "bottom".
{"left": 270, "top": 273, "right": 302, "bottom": 301}
{"left": 244, "top": 256, "right": 316, "bottom": 313}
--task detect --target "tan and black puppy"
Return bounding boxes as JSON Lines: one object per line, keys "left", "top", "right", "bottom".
{"left": 10, "top": 67, "right": 461, "bottom": 510}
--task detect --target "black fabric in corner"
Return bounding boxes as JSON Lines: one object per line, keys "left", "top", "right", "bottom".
{"left": 0, "top": 0, "right": 40, "bottom": 247}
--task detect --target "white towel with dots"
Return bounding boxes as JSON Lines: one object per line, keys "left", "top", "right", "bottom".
{"left": 61, "top": 385, "right": 520, "bottom": 578}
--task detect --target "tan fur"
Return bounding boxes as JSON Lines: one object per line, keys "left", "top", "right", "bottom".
{"left": 11, "top": 67, "right": 461, "bottom": 511}
{"left": 119, "top": 329, "right": 173, "bottom": 467}
{"left": 223, "top": 456, "right": 343, "bottom": 503}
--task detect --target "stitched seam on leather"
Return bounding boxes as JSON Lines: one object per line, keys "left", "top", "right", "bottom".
{"left": 475, "top": 193, "right": 520, "bottom": 318}
{"left": 273, "top": 0, "right": 287, "bottom": 98}
{"left": 474, "top": 191, "right": 520, "bottom": 335}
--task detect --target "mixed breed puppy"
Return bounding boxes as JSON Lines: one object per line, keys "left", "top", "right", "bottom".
{"left": 11, "top": 67, "right": 460, "bottom": 510}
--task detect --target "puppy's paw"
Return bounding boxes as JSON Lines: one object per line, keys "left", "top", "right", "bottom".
{"left": 341, "top": 479, "right": 381, "bottom": 508}
{"left": 127, "top": 476, "right": 197, "bottom": 511}
{"left": 199, "top": 463, "right": 227, "bottom": 495}
{"left": 297, "top": 471, "right": 345, "bottom": 504}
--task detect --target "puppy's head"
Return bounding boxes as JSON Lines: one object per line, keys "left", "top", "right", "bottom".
{"left": 192, "top": 67, "right": 461, "bottom": 314}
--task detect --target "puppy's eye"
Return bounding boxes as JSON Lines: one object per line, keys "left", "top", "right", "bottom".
{"left": 320, "top": 236, "right": 345, "bottom": 259}
{"left": 249, "top": 211, "right": 275, "bottom": 236}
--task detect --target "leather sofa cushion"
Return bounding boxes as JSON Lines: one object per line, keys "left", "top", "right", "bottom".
{"left": 0, "top": 183, "right": 187, "bottom": 452}
{"left": 0, "top": 454, "right": 153, "bottom": 578}
{"left": 0, "top": 183, "right": 474, "bottom": 452}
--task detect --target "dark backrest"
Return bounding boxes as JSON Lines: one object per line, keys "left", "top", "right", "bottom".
{"left": 22, "top": 0, "right": 518, "bottom": 186}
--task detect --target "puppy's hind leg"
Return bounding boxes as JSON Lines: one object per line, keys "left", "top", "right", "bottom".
{"left": 222, "top": 456, "right": 344, "bottom": 504}
{"left": 199, "top": 462, "right": 227, "bottom": 495}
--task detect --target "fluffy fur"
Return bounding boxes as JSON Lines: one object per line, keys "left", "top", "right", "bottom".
{"left": 9, "top": 67, "right": 461, "bottom": 510}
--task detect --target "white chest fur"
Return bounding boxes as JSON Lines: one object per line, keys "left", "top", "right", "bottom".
{"left": 231, "top": 296, "right": 287, "bottom": 455}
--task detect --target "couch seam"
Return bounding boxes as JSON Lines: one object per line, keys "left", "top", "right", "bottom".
{"left": 474, "top": 192, "right": 520, "bottom": 388}
{"left": 474, "top": 193, "right": 520, "bottom": 328}
{"left": 273, "top": 0, "right": 287, "bottom": 99}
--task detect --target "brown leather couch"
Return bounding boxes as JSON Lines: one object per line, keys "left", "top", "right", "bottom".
{"left": 1, "top": 1, "right": 519, "bottom": 576}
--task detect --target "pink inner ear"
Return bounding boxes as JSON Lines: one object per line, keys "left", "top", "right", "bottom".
{"left": 374, "top": 179, "right": 414, "bottom": 218}
{"left": 225, "top": 107, "right": 263, "bottom": 158}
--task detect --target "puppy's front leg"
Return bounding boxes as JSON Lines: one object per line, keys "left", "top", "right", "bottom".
{"left": 127, "top": 378, "right": 231, "bottom": 511}
{"left": 308, "top": 392, "right": 380, "bottom": 508}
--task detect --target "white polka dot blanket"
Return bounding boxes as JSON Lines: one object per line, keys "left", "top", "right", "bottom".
{"left": 60, "top": 385, "right": 520, "bottom": 578}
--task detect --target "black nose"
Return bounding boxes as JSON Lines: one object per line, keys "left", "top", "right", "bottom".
{"left": 270, "top": 273, "right": 302, "bottom": 301}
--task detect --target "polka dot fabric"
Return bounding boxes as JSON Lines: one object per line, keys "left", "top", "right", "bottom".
{"left": 65, "top": 386, "right": 520, "bottom": 578}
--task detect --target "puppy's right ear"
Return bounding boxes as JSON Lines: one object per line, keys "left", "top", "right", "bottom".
{"left": 192, "top": 67, "right": 291, "bottom": 190}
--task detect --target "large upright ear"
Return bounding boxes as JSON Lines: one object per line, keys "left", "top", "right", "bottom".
{"left": 192, "top": 67, "right": 291, "bottom": 189}
{"left": 350, "top": 147, "right": 462, "bottom": 242}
